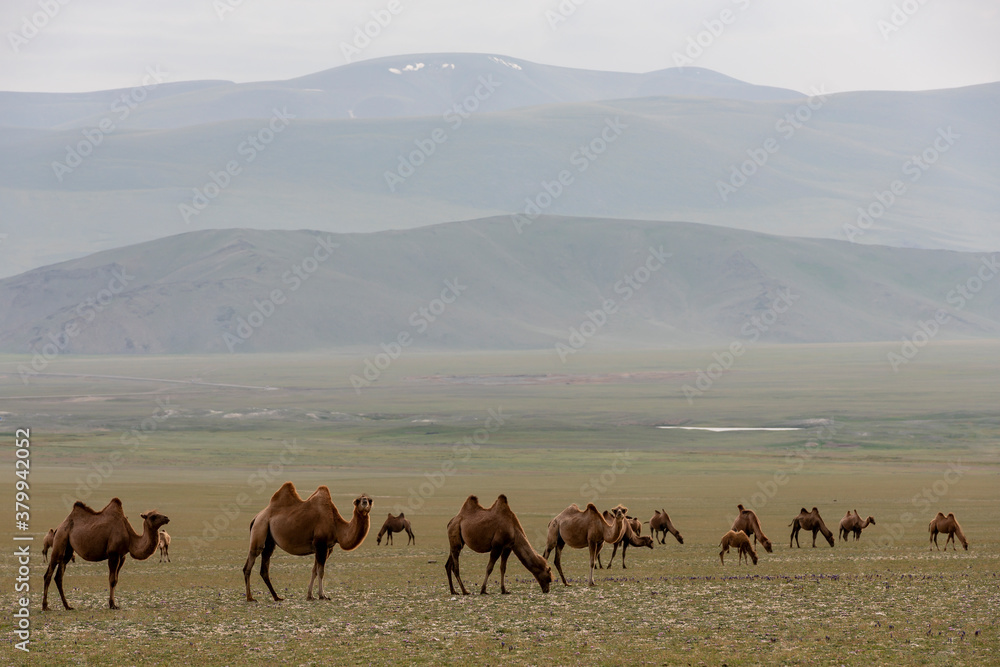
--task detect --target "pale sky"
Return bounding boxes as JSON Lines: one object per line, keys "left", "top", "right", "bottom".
{"left": 1, "top": 0, "right": 998, "bottom": 94}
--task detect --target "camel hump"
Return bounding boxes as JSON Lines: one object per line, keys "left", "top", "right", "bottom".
{"left": 72, "top": 500, "right": 98, "bottom": 514}
{"left": 947, "top": 512, "right": 956, "bottom": 519}
{"left": 306, "top": 485, "right": 333, "bottom": 504}
{"left": 799, "top": 507, "right": 808, "bottom": 514}
{"left": 461, "top": 495, "right": 482, "bottom": 512}
{"left": 496, "top": 494, "right": 508, "bottom": 506}
{"left": 936, "top": 512, "right": 946, "bottom": 519}
{"left": 397, "top": 512, "right": 404, "bottom": 518}
{"left": 269, "top": 481, "right": 303, "bottom": 505}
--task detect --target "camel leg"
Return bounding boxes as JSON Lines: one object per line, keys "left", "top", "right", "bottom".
{"left": 719, "top": 545, "right": 726, "bottom": 565}
{"left": 930, "top": 530, "right": 939, "bottom": 551}
{"left": 107, "top": 553, "right": 122, "bottom": 609}
{"left": 945, "top": 533, "right": 955, "bottom": 551}
{"left": 446, "top": 545, "right": 469, "bottom": 595}
{"left": 258, "top": 532, "right": 283, "bottom": 602}
{"left": 553, "top": 541, "right": 569, "bottom": 587}
{"left": 310, "top": 545, "right": 330, "bottom": 600}
{"left": 606, "top": 541, "right": 619, "bottom": 569}
{"left": 42, "top": 557, "right": 57, "bottom": 611}
{"left": 407, "top": 529, "right": 415, "bottom": 545}
{"left": 54, "top": 559, "right": 73, "bottom": 610}
{"left": 165, "top": 545, "right": 170, "bottom": 563}
{"left": 587, "top": 542, "right": 598, "bottom": 586}
{"left": 620, "top": 541, "right": 629, "bottom": 569}
{"left": 243, "top": 548, "right": 260, "bottom": 602}
{"left": 498, "top": 547, "right": 512, "bottom": 594}
{"left": 790, "top": 526, "right": 799, "bottom": 548}
{"left": 479, "top": 546, "right": 503, "bottom": 595}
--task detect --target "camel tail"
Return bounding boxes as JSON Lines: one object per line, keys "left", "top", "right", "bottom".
{"left": 249, "top": 517, "right": 256, "bottom": 532}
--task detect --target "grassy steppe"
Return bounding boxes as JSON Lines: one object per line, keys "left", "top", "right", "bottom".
{"left": 2, "top": 342, "right": 999, "bottom": 665}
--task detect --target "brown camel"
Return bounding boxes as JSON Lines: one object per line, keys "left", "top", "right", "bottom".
{"left": 731, "top": 504, "right": 773, "bottom": 553}
{"left": 838, "top": 510, "right": 875, "bottom": 542}
{"left": 376, "top": 512, "right": 415, "bottom": 546}
{"left": 445, "top": 494, "right": 552, "bottom": 595}
{"left": 42, "top": 498, "right": 169, "bottom": 610}
{"left": 790, "top": 507, "right": 835, "bottom": 548}
{"left": 543, "top": 503, "right": 628, "bottom": 586}
{"left": 243, "top": 482, "right": 372, "bottom": 602}
{"left": 157, "top": 529, "right": 171, "bottom": 562}
{"left": 719, "top": 530, "right": 757, "bottom": 565}
{"left": 597, "top": 514, "right": 654, "bottom": 569}
{"left": 648, "top": 509, "right": 684, "bottom": 545}
{"left": 928, "top": 512, "right": 968, "bottom": 551}
{"left": 42, "top": 528, "right": 75, "bottom": 564}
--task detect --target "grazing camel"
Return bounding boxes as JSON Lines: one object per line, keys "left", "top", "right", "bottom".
{"left": 719, "top": 530, "right": 758, "bottom": 565}
{"left": 445, "top": 494, "right": 552, "bottom": 595}
{"left": 157, "top": 529, "right": 171, "bottom": 562}
{"left": 597, "top": 514, "right": 654, "bottom": 569}
{"left": 376, "top": 512, "right": 415, "bottom": 546}
{"left": 838, "top": 510, "right": 875, "bottom": 542}
{"left": 42, "top": 527, "right": 75, "bottom": 564}
{"left": 648, "top": 509, "right": 684, "bottom": 545}
{"left": 790, "top": 507, "right": 835, "bottom": 548}
{"left": 243, "top": 482, "right": 372, "bottom": 602}
{"left": 543, "top": 503, "right": 628, "bottom": 586}
{"left": 731, "top": 504, "right": 773, "bottom": 553}
{"left": 42, "top": 498, "right": 169, "bottom": 610}
{"left": 928, "top": 512, "right": 968, "bottom": 551}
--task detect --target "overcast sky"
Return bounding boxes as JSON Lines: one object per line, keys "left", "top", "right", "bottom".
{"left": 1, "top": 0, "right": 998, "bottom": 94}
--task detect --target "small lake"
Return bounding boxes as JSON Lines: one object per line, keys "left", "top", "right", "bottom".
{"left": 656, "top": 427, "right": 803, "bottom": 432}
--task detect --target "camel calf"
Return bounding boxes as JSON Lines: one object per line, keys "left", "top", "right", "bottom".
{"left": 719, "top": 530, "right": 757, "bottom": 565}
{"left": 158, "top": 529, "right": 171, "bottom": 562}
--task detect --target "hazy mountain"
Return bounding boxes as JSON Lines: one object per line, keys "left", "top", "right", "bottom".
{"left": 2, "top": 218, "right": 998, "bottom": 356}
{"left": 0, "top": 54, "right": 802, "bottom": 130}
{"left": 0, "top": 56, "right": 996, "bottom": 278}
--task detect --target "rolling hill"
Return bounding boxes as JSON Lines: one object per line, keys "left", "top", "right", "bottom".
{"left": 2, "top": 217, "right": 998, "bottom": 356}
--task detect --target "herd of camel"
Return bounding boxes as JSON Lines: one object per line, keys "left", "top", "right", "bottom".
{"left": 40, "top": 483, "right": 970, "bottom": 610}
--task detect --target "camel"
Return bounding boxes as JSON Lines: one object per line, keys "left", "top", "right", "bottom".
{"left": 543, "top": 502, "right": 628, "bottom": 586}
{"left": 243, "top": 482, "right": 372, "bottom": 602}
{"left": 597, "top": 514, "right": 654, "bottom": 569}
{"left": 648, "top": 509, "right": 684, "bottom": 545}
{"left": 445, "top": 494, "right": 552, "bottom": 595}
{"left": 376, "top": 512, "right": 415, "bottom": 546}
{"left": 157, "top": 529, "right": 171, "bottom": 562}
{"left": 719, "top": 530, "right": 757, "bottom": 565}
{"left": 42, "top": 498, "right": 169, "bottom": 610}
{"left": 838, "top": 510, "right": 875, "bottom": 542}
{"left": 731, "top": 504, "right": 773, "bottom": 553}
{"left": 790, "top": 507, "right": 835, "bottom": 548}
{"left": 928, "top": 512, "right": 968, "bottom": 551}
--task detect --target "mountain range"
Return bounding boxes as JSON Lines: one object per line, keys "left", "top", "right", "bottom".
{"left": 1, "top": 53, "right": 997, "bottom": 279}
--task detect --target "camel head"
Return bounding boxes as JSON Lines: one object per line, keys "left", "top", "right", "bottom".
{"left": 140, "top": 510, "right": 170, "bottom": 532}
{"left": 537, "top": 562, "right": 553, "bottom": 593}
{"left": 353, "top": 494, "right": 373, "bottom": 516}
{"left": 635, "top": 535, "right": 654, "bottom": 550}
